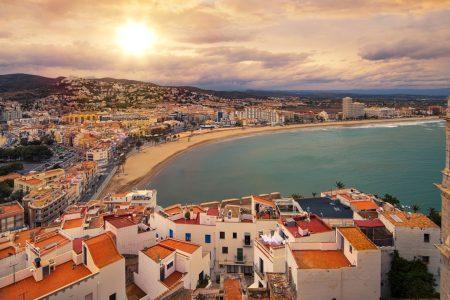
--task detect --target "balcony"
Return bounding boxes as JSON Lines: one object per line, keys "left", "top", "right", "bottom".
{"left": 234, "top": 255, "right": 246, "bottom": 264}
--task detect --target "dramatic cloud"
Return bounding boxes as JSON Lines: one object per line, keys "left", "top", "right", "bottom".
{"left": 0, "top": 0, "right": 449, "bottom": 89}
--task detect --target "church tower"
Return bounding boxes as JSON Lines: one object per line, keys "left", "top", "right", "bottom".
{"left": 436, "top": 96, "right": 450, "bottom": 299}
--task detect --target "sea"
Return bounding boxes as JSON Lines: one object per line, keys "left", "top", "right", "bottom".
{"left": 148, "top": 120, "right": 445, "bottom": 212}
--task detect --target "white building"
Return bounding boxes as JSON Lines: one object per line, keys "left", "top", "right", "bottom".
{"left": 364, "top": 107, "right": 397, "bottom": 118}
{"left": 342, "top": 97, "right": 366, "bottom": 119}
{"left": 134, "top": 238, "right": 210, "bottom": 299}
{"left": 379, "top": 209, "right": 441, "bottom": 291}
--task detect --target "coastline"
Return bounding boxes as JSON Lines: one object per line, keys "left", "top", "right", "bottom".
{"left": 98, "top": 116, "right": 440, "bottom": 198}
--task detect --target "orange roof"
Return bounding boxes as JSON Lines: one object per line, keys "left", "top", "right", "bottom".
{"left": 62, "top": 218, "right": 83, "bottom": 229}
{"left": 33, "top": 233, "right": 70, "bottom": 251}
{"left": 106, "top": 216, "right": 136, "bottom": 228}
{"left": 0, "top": 246, "right": 16, "bottom": 260}
{"left": 84, "top": 232, "right": 123, "bottom": 268}
{"left": 292, "top": 250, "right": 352, "bottom": 269}
{"left": 0, "top": 202, "right": 24, "bottom": 218}
{"left": 224, "top": 278, "right": 242, "bottom": 300}
{"left": 21, "top": 178, "right": 43, "bottom": 185}
{"left": 350, "top": 200, "right": 378, "bottom": 211}
{"left": 252, "top": 195, "right": 275, "bottom": 208}
{"left": 338, "top": 227, "right": 378, "bottom": 251}
{"left": 164, "top": 205, "right": 183, "bottom": 216}
{"left": 159, "top": 238, "right": 200, "bottom": 254}
{"left": 0, "top": 261, "right": 91, "bottom": 300}
{"left": 161, "top": 271, "right": 183, "bottom": 289}
{"left": 0, "top": 173, "right": 21, "bottom": 182}
{"left": 381, "top": 210, "right": 439, "bottom": 229}
{"left": 144, "top": 244, "right": 174, "bottom": 262}
{"left": 12, "top": 228, "right": 43, "bottom": 250}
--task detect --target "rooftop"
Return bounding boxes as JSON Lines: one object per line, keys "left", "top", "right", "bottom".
{"left": 0, "top": 201, "right": 24, "bottom": 218}
{"left": 354, "top": 219, "right": 385, "bottom": 228}
{"left": 350, "top": 200, "right": 379, "bottom": 211}
{"left": 106, "top": 216, "right": 136, "bottom": 229}
{"left": 253, "top": 195, "right": 276, "bottom": 208}
{"left": 33, "top": 233, "right": 70, "bottom": 253}
{"left": 0, "top": 246, "right": 15, "bottom": 260}
{"left": 223, "top": 278, "right": 242, "bottom": 300}
{"left": 381, "top": 210, "right": 439, "bottom": 229}
{"left": 0, "top": 261, "right": 92, "bottom": 300}
{"left": 282, "top": 215, "right": 332, "bottom": 238}
{"left": 62, "top": 218, "right": 83, "bottom": 230}
{"left": 161, "top": 271, "right": 184, "bottom": 289}
{"left": 338, "top": 227, "right": 378, "bottom": 251}
{"left": 159, "top": 238, "right": 200, "bottom": 254}
{"left": 143, "top": 244, "right": 174, "bottom": 263}
{"left": 296, "top": 197, "right": 353, "bottom": 219}
{"left": 292, "top": 250, "right": 352, "bottom": 269}
{"left": 84, "top": 232, "right": 123, "bottom": 268}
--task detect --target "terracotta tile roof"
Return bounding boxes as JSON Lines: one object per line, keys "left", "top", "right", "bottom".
{"left": 33, "top": 233, "right": 70, "bottom": 252}
{"left": 252, "top": 195, "right": 275, "bottom": 208}
{"left": 161, "top": 271, "right": 183, "bottom": 289}
{"left": 0, "top": 202, "right": 24, "bottom": 218}
{"left": 21, "top": 178, "right": 43, "bottom": 185}
{"left": 381, "top": 210, "right": 439, "bottom": 229}
{"left": 143, "top": 244, "right": 174, "bottom": 263}
{"left": 0, "top": 173, "right": 21, "bottom": 182}
{"left": 159, "top": 238, "right": 200, "bottom": 254}
{"left": 62, "top": 218, "right": 83, "bottom": 229}
{"left": 106, "top": 216, "right": 136, "bottom": 228}
{"left": 206, "top": 207, "right": 219, "bottom": 216}
{"left": 224, "top": 278, "right": 242, "bottom": 300}
{"left": 292, "top": 250, "right": 352, "bottom": 269}
{"left": 164, "top": 205, "right": 183, "bottom": 216}
{"left": 354, "top": 219, "right": 385, "bottom": 228}
{"left": 0, "top": 246, "right": 16, "bottom": 260}
{"left": 84, "top": 232, "right": 123, "bottom": 268}
{"left": 0, "top": 261, "right": 91, "bottom": 300}
{"left": 350, "top": 200, "right": 379, "bottom": 211}
{"left": 338, "top": 227, "right": 378, "bottom": 251}
{"left": 12, "top": 228, "right": 43, "bottom": 250}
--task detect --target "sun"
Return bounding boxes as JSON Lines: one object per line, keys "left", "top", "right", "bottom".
{"left": 116, "top": 21, "right": 156, "bottom": 56}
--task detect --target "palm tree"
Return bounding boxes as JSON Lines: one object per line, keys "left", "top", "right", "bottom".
{"left": 312, "top": 192, "right": 317, "bottom": 197}
{"left": 335, "top": 181, "right": 345, "bottom": 189}
{"left": 291, "top": 193, "right": 304, "bottom": 201}
{"left": 412, "top": 204, "right": 420, "bottom": 213}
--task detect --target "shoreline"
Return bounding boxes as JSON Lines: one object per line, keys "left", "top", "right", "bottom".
{"left": 98, "top": 116, "right": 440, "bottom": 198}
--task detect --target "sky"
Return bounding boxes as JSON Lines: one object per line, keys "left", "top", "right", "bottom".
{"left": 1, "top": 0, "right": 450, "bottom": 90}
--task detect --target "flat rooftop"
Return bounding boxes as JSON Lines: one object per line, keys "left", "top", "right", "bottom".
{"left": 0, "top": 261, "right": 92, "bottom": 300}
{"left": 296, "top": 197, "right": 353, "bottom": 219}
{"left": 292, "top": 250, "right": 352, "bottom": 269}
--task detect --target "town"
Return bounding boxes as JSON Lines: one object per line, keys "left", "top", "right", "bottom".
{"left": 0, "top": 76, "right": 447, "bottom": 299}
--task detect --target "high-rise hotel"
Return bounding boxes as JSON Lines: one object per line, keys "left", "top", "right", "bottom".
{"left": 436, "top": 96, "right": 450, "bottom": 299}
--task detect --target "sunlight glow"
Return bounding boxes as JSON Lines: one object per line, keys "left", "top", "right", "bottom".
{"left": 116, "top": 21, "right": 156, "bottom": 56}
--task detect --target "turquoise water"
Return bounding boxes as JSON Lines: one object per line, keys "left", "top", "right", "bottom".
{"left": 149, "top": 121, "right": 445, "bottom": 211}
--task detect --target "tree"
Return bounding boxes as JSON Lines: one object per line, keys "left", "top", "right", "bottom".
{"left": 388, "top": 251, "right": 436, "bottom": 298}
{"left": 184, "top": 211, "right": 191, "bottom": 220}
{"left": 382, "top": 194, "right": 401, "bottom": 207}
{"left": 428, "top": 208, "right": 441, "bottom": 227}
{"left": 412, "top": 204, "right": 420, "bottom": 213}
{"left": 335, "top": 181, "right": 345, "bottom": 189}
{"left": 312, "top": 192, "right": 317, "bottom": 197}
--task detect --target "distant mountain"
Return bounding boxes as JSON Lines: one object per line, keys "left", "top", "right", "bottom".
{"left": 0, "top": 73, "right": 64, "bottom": 102}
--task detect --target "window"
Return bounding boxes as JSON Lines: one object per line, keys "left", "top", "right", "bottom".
{"left": 83, "top": 245, "right": 87, "bottom": 265}
{"left": 259, "top": 257, "right": 264, "bottom": 274}
{"left": 233, "top": 232, "right": 237, "bottom": 239}
{"left": 349, "top": 245, "right": 353, "bottom": 253}
{"left": 244, "top": 233, "right": 251, "bottom": 246}
{"left": 424, "top": 233, "right": 430, "bottom": 243}
{"left": 222, "top": 247, "right": 228, "bottom": 254}
{"left": 169, "top": 229, "right": 173, "bottom": 238}
{"left": 109, "top": 293, "right": 116, "bottom": 300}
{"left": 421, "top": 256, "right": 430, "bottom": 264}
{"left": 205, "top": 234, "right": 211, "bottom": 244}
{"left": 185, "top": 233, "right": 191, "bottom": 241}
{"left": 167, "top": 261, "right": 174, "bottom": 269}
{"left": 220, "top": 231, "right": 225, "bottom": 239}
{"left": 227, "top": 265, "right": 239, "bottom": 273}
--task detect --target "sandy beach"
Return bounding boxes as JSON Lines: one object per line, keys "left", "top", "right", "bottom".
{"left": 99, "top": 116, "right": 440, "bottom": 197}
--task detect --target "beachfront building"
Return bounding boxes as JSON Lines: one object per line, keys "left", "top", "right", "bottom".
{"left": 13, "top": 169, "right": 65, "bottom": 194}
{"left": 133, "top": 238, "right": 210, "bottom": 299}
{"left": 342, "top": 97, "right": 365, "bottom": 119}
{"left": 235, "top": 107, "right": 285, "bottom": 125}
{"left": 435, "top": 95, "right": 450, "bottom": 299}
{"left": 0, "top": 201, "right": 25, "bottom": 233}
{"left": 364, "top": 107, "right": 397, "bottom": 118}
{"left": 107, "top": 189, "right": 157, "bottom": 208}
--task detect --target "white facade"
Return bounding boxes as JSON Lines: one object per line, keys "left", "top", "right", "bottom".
{"left": 342, "top": 97, "right": 366, "bottom": 119}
